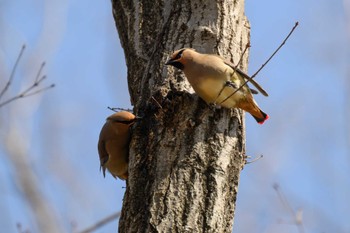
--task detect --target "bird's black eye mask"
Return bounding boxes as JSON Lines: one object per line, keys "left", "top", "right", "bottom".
{"left": 113, "top": 115, "right": 143, "bottom": 125}
{"left": 112, "top": 119, "right": 137, "bottom": 125}
{"left": 170, "top": 61, "right": 184, "bottom": 70}
{"left": 166, "top": 49, "right": 186, "bottom": 70}
{"left": 174, "top": 49, "right": 185, "bottom": 60}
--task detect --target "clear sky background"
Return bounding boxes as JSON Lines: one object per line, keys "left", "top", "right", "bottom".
{"left": 0, "top": 0, "right": 349, "bottom": 232}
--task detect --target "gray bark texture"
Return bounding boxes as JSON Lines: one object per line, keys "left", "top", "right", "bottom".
{"left": 111, "top": 0, "right": 250, "bottom": 232}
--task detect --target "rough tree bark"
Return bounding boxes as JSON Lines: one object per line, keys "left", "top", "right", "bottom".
{"left": 111, "top": 1, "right": 250, "bottom": 232}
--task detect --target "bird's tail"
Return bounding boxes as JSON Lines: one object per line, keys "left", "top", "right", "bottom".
{"left": 238, "top": 100, "right": 269, "bottom": 124}
{"left": 252, "top": 109, "right": 269, "bottom": 124}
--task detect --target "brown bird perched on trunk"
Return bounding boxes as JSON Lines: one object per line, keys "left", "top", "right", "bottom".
{"left": 98, "top": 111, "right": 136, "bottom": 180}
{"left": 165, "top": 48, "right": 269, "bottom": 124}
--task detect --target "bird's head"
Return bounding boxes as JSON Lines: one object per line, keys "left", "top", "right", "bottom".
{"left": 165, "top": 48, "right": 195, "bottom": 70}
{"left": 107, "top": 111, "right": 136, "bottom": 126}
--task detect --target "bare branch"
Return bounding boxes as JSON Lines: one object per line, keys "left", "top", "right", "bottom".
{"left": 107, "top": 106, "right": 133, "bottom": 112}
{"left": 0, "top": 59, "right": 55, "bottom": 108}
{"left": 77, "top": 212, "right": 121, "bottom": 233}
{"left": 35, "top": 62, "right": 46, "bottom": 83}
{"left": 0, "top": 45, "right": 26, "bottom": 100}
{"left": 273, "top": 183, "right": 306, "bottom": 233}
{"left": 245, "top": 154, "right": 263, "bottom": 164}
{"left": 150, "top": 96, "right": 163, "bottom": 109}
{"left": 0, "top": 83, "right": 55, "bottom": 108}
{"left": 220, "top": 22, "right": 299, "bottom": 103}
{"left": 251, "top": 22, "right": 299, "bottom": 79}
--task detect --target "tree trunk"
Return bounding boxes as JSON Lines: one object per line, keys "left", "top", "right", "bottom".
{"left": 111, "top": 1, "right": 250, "bottom": 232}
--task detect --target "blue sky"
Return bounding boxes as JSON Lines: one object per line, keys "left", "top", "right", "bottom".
{"left": 0, "top": 0, "right": 349, "bottom": 232}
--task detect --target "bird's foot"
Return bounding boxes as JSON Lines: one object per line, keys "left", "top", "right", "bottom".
{"left": 225, "top": 80, "right": 237, "bottom": 89}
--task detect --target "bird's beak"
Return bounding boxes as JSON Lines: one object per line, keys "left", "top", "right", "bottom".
{"left": 165, "top": 59, "right": 184, "bottom": 70}
{"left": 165, "top": 59, "right": 174, "bottom": 65}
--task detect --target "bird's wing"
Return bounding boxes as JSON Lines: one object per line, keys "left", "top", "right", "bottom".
{"left": 98, "top": 139, "right": 109, "bottom": 177}
{"left": 250, "top": 88, "right": 259, "bottom": 94}
{"left": 223, "top": 60, "right": 269, "bottom": 97}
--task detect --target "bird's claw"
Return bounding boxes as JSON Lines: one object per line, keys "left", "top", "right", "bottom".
{"left": 225, "top": 80, "right": 237, "bottom": 89}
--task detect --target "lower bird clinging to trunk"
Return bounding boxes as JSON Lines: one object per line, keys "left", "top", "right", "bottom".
{"left": 98, "top": 111, "right": 136, "bottom": 180}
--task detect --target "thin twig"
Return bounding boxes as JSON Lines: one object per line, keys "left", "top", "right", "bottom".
{"left": 0, "top": 45, "right": 26, "bottom": 100}
{"left": 20, "top": 74, "right": 48, "bottom": 96}
{"left": 20, "top": 84, "right": 56, "bottom": 98}
{"left": 214, "top": 43, "right": 251, "bottom": 104}
{"left": 35, "top": 62, "right": 46, "bottom": 83}
{"left": 0, "top": 47, "right": 55, "bottom": 109}
{"left": 150, "top": 96, "right": 163, "bottom": 109}
{"left": 219, "top": 22, "right": 299, "bottom": 104}
{"left": 107, "top": 107, "right": 133, "bottom": 112}
{"left": 273, "top": 183, "right": 305, "bottom": 233}
{"left": 0, "top": 84, "right": 55, "bottom": 108}
{"left": 0, "top": 74, "right": 55, "bottom": 108}
{"left": 77, "top": 212, "right": 121, "bottom": 233}
{"left": 245, "top": 154, "right": 263, "bottom": 164}
{"left": 252, "top": 22, "right": 299, "bottom": 79}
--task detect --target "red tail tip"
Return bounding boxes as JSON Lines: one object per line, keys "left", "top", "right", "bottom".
{"left": 258, "top": 114, "right": 269, "bottom": 125}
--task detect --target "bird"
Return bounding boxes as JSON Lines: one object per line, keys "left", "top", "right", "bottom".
{"left": 165, "top": 48, "right": 269, "bottom": 124}
{"left": 98, "top": 111, "right": 136, "bottom": 180}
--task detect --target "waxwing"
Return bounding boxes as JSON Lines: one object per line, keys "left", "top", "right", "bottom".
{"left": 166, "top": 48, "right": 269, "bottom": 124}
{"left": 98, "top": 111, "right": 136, "bottom": 180}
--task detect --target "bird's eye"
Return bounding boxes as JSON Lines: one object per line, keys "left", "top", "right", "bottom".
{"left": 175, "top": 52, "right": 182, "bottom": 59}
{"left": 174, "top": 49, "right": 185, "bottom": 60}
